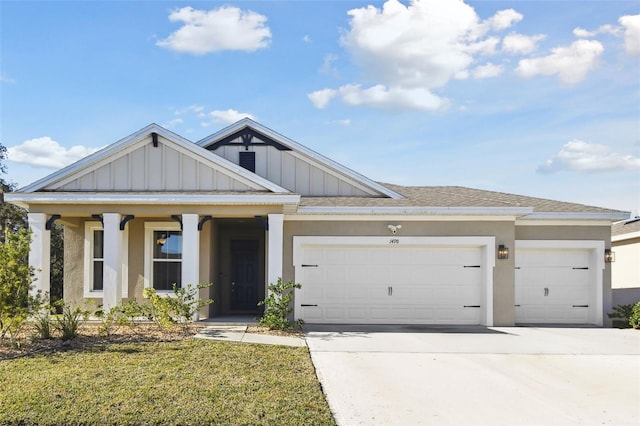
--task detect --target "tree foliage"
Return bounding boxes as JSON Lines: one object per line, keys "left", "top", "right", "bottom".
{"left": 0, "top": 143, "right": 27, "bottom": 244}
{"left": 0, "top": 228, "right": 40, "bottom": 346}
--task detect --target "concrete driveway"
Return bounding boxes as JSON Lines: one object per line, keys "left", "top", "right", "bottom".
{"left": 305, "top": 325, "right": 640, "bottom": 426}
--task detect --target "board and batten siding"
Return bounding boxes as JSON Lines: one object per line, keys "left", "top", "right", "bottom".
{"left": 52, "top": 143, "right": 254, "bottom": 192}
{"left": 213, "top": 144, "right": 372, "bottom": 196}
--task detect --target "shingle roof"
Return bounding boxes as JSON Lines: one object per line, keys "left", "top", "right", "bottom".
{"left": 612, "top": 218, "right": 640, "bottom": 236}
{"left": 301, "top": 183, "right": 626, "bottom": 214}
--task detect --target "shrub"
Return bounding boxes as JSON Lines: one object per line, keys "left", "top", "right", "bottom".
{"left": 53, "top": 301, "right": 89, "bottom": 341}
{"left": 33, "top": 306, "right": 54, "bottom": 340}
{"left": 95, "top": 299, "right": 151, "bottom": 336}
{"left": 258, "top": 278, "right": 302, "bottom": 331}
{"left": 0, "top": 228, "right": 41, "bottom": 347}
{"left": 629, "top": 301, "right": 640, "bottom": 329}
{"left": 143, "top": 283, "right": 212, "bottom": 329}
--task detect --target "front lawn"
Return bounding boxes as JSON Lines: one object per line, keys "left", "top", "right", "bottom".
{"left": 0, "top": 339, "right": 335, "bottom": 425}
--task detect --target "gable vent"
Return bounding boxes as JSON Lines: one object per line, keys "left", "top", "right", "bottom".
{"left": 239, "top": 151, "right": 256, "bottom": 173}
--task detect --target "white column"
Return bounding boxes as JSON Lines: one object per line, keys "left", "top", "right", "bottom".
{"left": 267, "top": 214, "right": 284, "bottom": 291}
{"left": 181, "top": 214, "right": 200, "bottom": 320}
{"left": 28, "top": 213, "right": 50, "bottom": 299}
{"left": 102, "top": 213, "right": 122, "bottom": 312}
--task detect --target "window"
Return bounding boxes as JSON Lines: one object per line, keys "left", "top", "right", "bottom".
{"left": 239, "top": 151, "right": 256, "bottom": 173}
{"left": 84, "top": 222, "right": 128, "bottom": 298}
{"left": 145, "top": 222, "right": 182, "bottom": 292}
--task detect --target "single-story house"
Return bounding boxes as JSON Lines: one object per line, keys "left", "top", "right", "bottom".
{"left": 6, "top": 119, "right": 629, "bottom": 326}
{"left": 611, "top": 218, "right": 640, "bottom": 307}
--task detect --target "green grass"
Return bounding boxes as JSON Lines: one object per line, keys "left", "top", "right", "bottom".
{"left": 0, "top": 339, "right": 335, "bottom": 425}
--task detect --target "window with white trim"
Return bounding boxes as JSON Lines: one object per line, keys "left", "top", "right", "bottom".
{"left": 84, "top": 222, "right": 128, "bottom": 298}
{"left": 144, "top": 222, "right": 182, "bottom": 292}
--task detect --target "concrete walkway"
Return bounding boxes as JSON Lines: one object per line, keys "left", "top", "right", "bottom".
{"left": 195, "top": 325, "right": 306, "bottom": 347}
{"left": 306, "top": 325, "right": 640, "bottom": 426}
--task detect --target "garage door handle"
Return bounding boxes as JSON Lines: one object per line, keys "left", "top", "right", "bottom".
{"left": 301, "top": 264, "right": 318, "bottom": 268}
{"left": 301, "top": 304, "right": 318, "bottom": 307}
{"left": 572, "top": 267, "right": 589, "bottom": 270}
{"left": 514, "top": 304, "right": 521, "bottom": 307}
{"left": 572, "top": 304, "right": 588, "bottom": 308}
{"left": 464, "top": 265, "right": 481, "bottom": 268}
{"left": 464, "top": 305, "right": 481, "bottom": 308}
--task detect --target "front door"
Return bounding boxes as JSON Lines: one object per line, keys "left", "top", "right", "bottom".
{"left": 231, "top": 240, "right": 259, "bottom": 311}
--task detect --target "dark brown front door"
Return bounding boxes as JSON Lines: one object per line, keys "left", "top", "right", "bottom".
{"left": 230, "top": 240, "right": 259, "bottom": 311}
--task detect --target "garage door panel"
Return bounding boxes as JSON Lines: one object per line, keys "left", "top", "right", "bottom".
{"left": 297, "top": 243, "right": 484, "bottom": 325}
{"left": 515, "top": 246, "right": 595, "bottom": 324}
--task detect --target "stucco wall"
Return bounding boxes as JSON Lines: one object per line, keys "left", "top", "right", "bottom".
{"left": 283, "top": 220, "right": 516, "bottom": 326}
{"left": 612, "top": 236, "right": 640, "bottom": 307}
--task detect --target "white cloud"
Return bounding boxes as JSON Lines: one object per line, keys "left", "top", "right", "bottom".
{"left": 573, "top": 24, "right": 621, "bottom": 38}
{"left": 485, "top": 8, "right": 523, "bottom": 31}
{"left": 306, "top": 0, "right": 523, "bottom": 111}
{"left": 8, "top": 137, "right": 101, "bottom": 169}
{"left": 538, "top": 139, "right": 640, "bottom": 174}
{"left": 502, "top": 33, "right": 545, "bottom": 54}
{"left": 619, "top": 14, "right": 640, "bottom": 56}
{"left": 320, "top": 53, "right": 340, "bottom": 77}
{"left": 208, "top": 109, "right": 256, "bottom": 124}
{"left": 326, "top": 119, "right": 352, "bottom": 126}
{"left": 515, "top": 40, "right": 603, "bottom": 84}
{"left": 156, "top": 6, "right": 271, "bottom": 54}
{"left": 303, "top": 35, "right": 312, "bottom": 43}
{"left": 308, "top": 89, "right": 337, "bottom": 109}
{"left": 163, "top": 118, "right": 184, "bottom": 128}
{"left": 337, "top": 84, "right": 449, "bottom": 111}
{"left": 0, "top": 75, "right": 15, "bottom": 84}
{"left": 471, "top": 62, "right": 503, "bottom": 79}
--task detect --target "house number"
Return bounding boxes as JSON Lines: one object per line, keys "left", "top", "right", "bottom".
{"left": 389, "top": 239, "right": 400, "bottom": 244}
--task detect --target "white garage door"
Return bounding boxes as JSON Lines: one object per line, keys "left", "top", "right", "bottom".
{"left": 515, "top": 247, "right": 594, "bottom": 324}
{"left": 295, "top": 241, "right": 486, "bottom": 325}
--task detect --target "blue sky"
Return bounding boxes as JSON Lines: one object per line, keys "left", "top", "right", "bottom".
{"left": 1, "top": 0, "right": 639, "bottom": 215}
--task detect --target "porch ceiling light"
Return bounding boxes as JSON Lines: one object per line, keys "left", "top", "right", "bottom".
{"left": 497, "top": 244, "right": 509, "bottom": 260}
{"left": 604, "top": 248, "right": 615, "bottom": 263}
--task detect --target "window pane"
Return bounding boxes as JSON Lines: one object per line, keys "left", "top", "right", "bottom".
{"left": 93, "top": 260, "right": 104, "bottom": 291}
{"left": 153, "top": 261, "right": 181, "bottom": 291}
{"left": 153, "top": 231, "right": 182, "bottom": 259}
{"left": 93, "top": 230, "right": 104, "bottom": 259}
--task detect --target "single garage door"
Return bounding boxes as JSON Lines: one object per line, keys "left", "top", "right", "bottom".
{"left": 294, "top": 237, "right": 493, "bottom": 325}
{"left": 515, "top": 242, "right": 602, "bottom": 325}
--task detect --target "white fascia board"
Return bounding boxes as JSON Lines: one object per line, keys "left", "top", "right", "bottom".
{"left": 4, "top": 192, "right": 301, "bottom": 206}
{"left": 17, "top": 123, "right": 291, "bottom": 195}
{"left": 296, "top": 205, "right": 533, "bottom": 216}
{"left": 519, "top": 212, "right": 630, "bottom": 221}
{"left": 612, "top": 230, "right": 640, "bottom": 242}
{"left": 197, "top": 118, "right": 404, "bottom": 199}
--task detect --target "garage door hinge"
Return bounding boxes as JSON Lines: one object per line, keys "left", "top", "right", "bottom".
{"left": 464, "top": 265, "right": 481, "bottom": 268}
{"left": 464, "top": 305, "right": 481, "bottom": 308}
{"left": 572, "top": 267, "right": 589, "bottom": 270}
{"left": 301, "top": 264, "right": 318, "bottom": 268}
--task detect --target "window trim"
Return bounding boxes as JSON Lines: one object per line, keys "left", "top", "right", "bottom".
{"left": 83, "top": 221, "right": 129, "bottom": 298}
{"left": 144, "top": 222, "right": 182, "bottom": 294}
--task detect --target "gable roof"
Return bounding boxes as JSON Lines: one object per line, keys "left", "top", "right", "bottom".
{"left": 196, "top": 118, "right": 403, "bottom": 199}
{"left": 299, "top": 184, "right": 629, "bottom": 220}
{"left": 17, "top": 124, "right": 290, "bottom": 194}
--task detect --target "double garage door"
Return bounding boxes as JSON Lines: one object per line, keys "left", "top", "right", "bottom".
{"left": 294, "top": 237, "right": 493, "bottom": 325}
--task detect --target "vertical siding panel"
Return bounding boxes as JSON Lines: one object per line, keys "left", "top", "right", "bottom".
{"left": 164, "top": 147, "right": 181, "bottom": 190}
{"left": 216, "top": 172, "right": 231, "bottom": 190}
{"left": 295, "top": 159, "right": 310, "bottom": 195}
{"left": 147, "top": 143, "right": 163, "bottom": 190}
{"left": 281, "top": 153, "right": 296, "bottom": 191}
{"left": 254, "top": 147, "right": 266, "bottom": 177}
{"left": 339, "top": 180, "right": 354, "bottom": 196}
{"left": 95, "top": 165, "right": 111, "bottom": 190}
{"left": 182, "top": 156, "right": 197, "bottom": 190}
{"left": 130, "top": 147, "right": 146, "bottom": 190}
{"left": 325, "top": 174, "right": 339, "bottom": 195}
{"left": 310, "top": 167, "right": 325, "bottom": 195}
{"left": 267, "top": 147, "right": 283, "bottom": 186}
{"left": 112, "top": 155, "right": 129, "bottom": 190}
{"left": 198, "top": 163, "right": 213, "bottom": 190}
{"left": 79, "top": 173, "right": 94, "bottom": 190}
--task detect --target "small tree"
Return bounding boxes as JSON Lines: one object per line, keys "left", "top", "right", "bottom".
{"left": 0, "top": 228, "right": 41, "bottom": 346}
{"left": 258, "top": 278, "right": 302, "bottom": 331}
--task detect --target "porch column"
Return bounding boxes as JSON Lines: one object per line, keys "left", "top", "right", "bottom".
{"left": 27, "top": 213, "right": 50, "bottom": 298}
{"left": 181, "top": 214, "right": 200, "bottom": 320}
{"left": 102, "top": 213, "right": 122, "bottom": 312}
{"left": 267, "top": 214, "right": 284, "bottom": 290}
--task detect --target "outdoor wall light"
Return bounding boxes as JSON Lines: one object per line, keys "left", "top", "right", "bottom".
{"left": 497, "top": 244, "right": 509, "bottom": 260}
{"left": 388, "top": 224, "right": 402, "bottom": 234}
{"left": 604, "top": 248, "right": 615, "bottom": 263}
